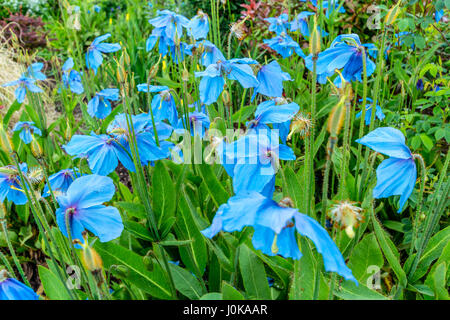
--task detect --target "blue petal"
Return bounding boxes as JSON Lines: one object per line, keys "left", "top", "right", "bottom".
{"left": 356, "top": 127, "right": 412, "bottom": 159}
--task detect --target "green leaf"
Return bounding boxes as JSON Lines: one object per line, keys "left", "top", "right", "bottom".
{"left": 420, "top": 226, "right": 450, "bottom": 267}
{"left": 289, "top": 238, "right": 316, "bottom": 299}
{"left": 348, "top": 233, "right": 384, "bottom": 283}
{"left": 419, "top": 133, "right": 433, "bottom": 151}
{"left": 280, "top": 166, "right": 307, "bottom": 214}
{"left": 335, "top": 281, "right": 388, "bottom": 300}
{"left": 169, "top": 263, "right": 205, "bottom": 300}
{"left": 152, "top": 161, "right": 176, "bottom": 227}
{"left": 123, "top": 220, "right": 154, "bottom": 241}
{"left": 428, "top": 262, "right": 449, "bottom": 300}
{"left": 238, "top": 243, "right": 271, "bottom": 299}
{"left": 38, "top": 266, "right": 72, "bottom": 300}
{"left": 115, "top": 202, "right": 146, "bottom": 220}
{"left": 200, "top": 293, "right": 222, "bottom": 300}
{"left": 222, "top": 282, "right": 245, "bottom": 300}
{"left": 198, "top": 163, "right": 230, "bottom": 207}
{"left": 94, "top": 241, "right": 172, "bottom": 299}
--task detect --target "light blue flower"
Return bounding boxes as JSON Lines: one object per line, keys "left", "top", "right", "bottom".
{"left": 61, "top": 58, "right": 84, "bottom": 94}
{"left": 43, "top": 168, "right": 81, "bottom": 197}
{"left": 247, "top": 100, "right": 299, "bottom": 133}
{"left": 263, "top": 34, "right": 305, "bottom": 58}
{"left": 201, "top": 191, "right": 357, "bottom": 284}
{"left": 55, "top": 174, "right": 123, "bottom": 245}
{"left": 252, "top": 60, "right": 292, "bottom": 100}
{"left": 137, "top": 84, "right": 178, "bottom": 126}
{"left": 0, "top": 276, "right": 39, "bottom": 300}
{"left": 13, "top": 121, "right": 41, "bottom": 144}
{"left": 148, "top": 10, "right": 190, "bottom": 41}
{"left": 87, "top": 88, "right": 120, "bottom": 119}
{"left": 290, "top": 12, "right": 328, "bottom": 37}
{"left": 265, "top": 13, "right": 290, "bottom": 35}
{"left": 186, "top": 40, "right": 225, "bottom": 66}
{"left": 355, "top": 98, "right": 385, "bottom": 125}
{"left": 188, "top": 10, "right": 209, "bottom": 40}
{"left": 86, "top": 34, "right": 121, "bottom": 74}
{"left": 23, "top": 62, "right": 46, "bottom": 81}
{"left": 435, "top": 9, "right": 444, "bottom": 22}
{"left": 323, "top": 0, "right": 346, "bottom": 18}
{"left": 195, "top": 58, "right": 259, "bottom": 105}
{"left": 356, "top": 127, "right": 417, "bottom": 213}
{"left": 0, "top": 163, "right": 28, "bottom": 205}
{"left": 2, "top": 76, "right": 43, "bottom": 104}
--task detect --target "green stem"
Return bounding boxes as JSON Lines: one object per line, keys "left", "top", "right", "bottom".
{"left": 409, "top": 154, "right": 426, "bottom": 256}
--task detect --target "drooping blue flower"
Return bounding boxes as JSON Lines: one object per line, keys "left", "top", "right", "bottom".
{"left": 201, "top": 191, "right": 357, "bottom": 284}
{"left": 263, "top": 33, "right": 305, "bottom": 58}
{"left": 107, "top": 113, "right": 171, "bottom": 166}
{"left": 0, "top": 276, "right": 39, "bottom": 300}
{"left": 247, "top": 100, "right": 299, "bottom": 133}
{"left": 416, "top": 79, "right": 424, "bottom": 91}
{"left": 265, "top": 13, "right": 290, "bottom": 35}
{"left": 435, "top": 9, "right": 444, "bottom": 22}
{"left": 137, "top": 84, "right": 178, "bottom": 126}
{"left": 23, "top": 62, "right": 46, "bottom": 81}
{"left": 64, "top": 132, "right": 135, "bottom": 176}
{"left": 86, "top": 34, "right": 121, "bottom": 74}
{"left": 55, "top": 174, "right": 123, "bottom": 245}
{"left": 305, "top": 34, "right": 376, "bottom": 86}
{"left": 188, "top": 10, "right": 209, "bottom": 40}
{"left": 94, "top": 5, "right": 101, "bottom": 13}
{"left": 1, "top": 76, "right": 43, "bottom": 104}
{"left": 355, "top": 98, "right": 385, "bottom": 125}
{"left": 290, "top": 12, "right": 328, "bottom": 37}
{"left": 0, "top": 163, "right": 28, "bottom": 205}
{"left": 356, "top": 127, "right": 417, "bottom": 213}
{"left": 195, "top": 58, "right": 259, "bottom": 105}
{"left": 13, "top": 121, "right": 42, "bottom": 144}
{"left": 252, "top": 60, "right": 292, "bottom": 100}
{"left": 186, "top": 40, "right": 225, "bottom": 67}
{"left": 148, "top": 10, "right": 190, "bottom": 41}
{"left": 174, "top": 110, "right": 210, "bottom": 138}
{"left": 87, "top": 88, "right": 120, "bottom": 119}
{"left": 43, "top": 168, "right": 81, "bottom": 197}
{"left": 61, "top": 58, "right": 84, "bottom": 94}
{"left": 225, "top": 131, "right": 295, "bottom": 195}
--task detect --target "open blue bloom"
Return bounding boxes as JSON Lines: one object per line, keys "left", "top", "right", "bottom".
{"left": 201, "top": 191, "right": 357, "bottom": 283}
{"left": 64, "top": 132, "right": 135, "bottom": 176}
{"left": 137, "top": 84, "right": 178, "bottom": 125}
{"left": 61, "top": 58, "right": 84, "bottom": 94}
{"left": 187, "top": 40, "right": 225, "bottom": 66}
{"left": 0, "top": 277, "right": 39, "bottom": 300}
{"left": 252, "top": 60, "right": 292, "bottom": 100}
{"left": 56, "top": 174, "right": 123, "bottom": 245}
{"left": 94, "top": 5, "right": 101, "bottom": 13}
{"left": 0, "top": 163, "right": 28, "bottom": 205}
{"left": 247, "top": 100, "right": 299, "bottom": 133}
{"left": 13, "top": 121, "right": 42, "bottom": 144}
{"left": 195, "top": 58, "right": 259, "bottom": 105}
{"left": 2, "top": 76, "right": 43, "bottom": 104}
{"left": 107, "top": 113, "right": 171, "bottom": 166}
{"left": 148, "top": 10, "right": 190, "bottom": 41}
{"left": 43, "top": 168, "right": 80, "bottom": 197}
{"left": 263, "top": 34, "right": 305, "bottom": 58}
{"left": 23, "top": 63, "right": 46, "bottom": 81}
{"left": 356, "top": 127, "right": 416, "bottom": 213}
{"left": 86, "top": 34, "right": 121, "bottom": 74}
{"left": 265, "top": 13, "right": 289, "bottom": 35}
{"left": 188, "top": 10, "right": 209, "bottom": 40}
{"left": 305, "top": 34, "right": 376, "bottom": 86}
{"left": 290, "top": 12, "right": 328, "bottom": 37}
{"left": 435, "top": 9, "right": 444, "bottom": 22}
{"left": 355, "top": 98, "right": 385, "bottom": 125}
{"left": 174, "top": 110, "right": 210, "bottom": 138}
{"left": 87, "top": 88, "right": 120, "bottom": 119}
{"left": 225, "top": 132, "right": 295, "bottom": 195}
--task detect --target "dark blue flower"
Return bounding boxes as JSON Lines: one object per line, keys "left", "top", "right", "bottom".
{"left": 87, "top": 88, "right": 120, "bottom": 119}
{"left": 263, "top": 33, "right": 304, "bottom": 58}
{"left": 356, "top": 127, "right": 416, "bottom": 213}
{"left": 186, "top": 40, "right": 225, "bottom": 66}
{"left": 13, "top": 121, "right": 41, "bottom": 144}
{"left": 55, "top": 174, "right": 123, "bottom": 245}
{"left": 86, "top": 34, "right": 121, "bottom": 74}
{"left": 174, "top": 110, "right": 210, "bottom": 138}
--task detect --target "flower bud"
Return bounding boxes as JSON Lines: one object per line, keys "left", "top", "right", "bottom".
{"left": 309, "top": 16, "right": 321, "bottom": 55}
{"left": 385, "top": 2, "right": 401, "bottom": 26}
{"left": 221, "top": 89, "right": 231, "bottom": 107}
{"left": 0, "top": 124, "right": 13, "bottom": 154}
{"left": 30, "top": 137, "right": 43, "bottom": 158}
{"left": 327, "top": 98, "right": 346, "bottom": 137}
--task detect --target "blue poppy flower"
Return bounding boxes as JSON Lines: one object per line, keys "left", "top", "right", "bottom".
{"left": 13, "top": 121, "right": 42, "bottom": 144}
{"left": 188, "top": 10, "right": 209, "bottom": 40}
{"left": 290, "top": 12, "right": 328, "bottom": 37}
{"left": 87, "top": 88, "right": 120, "bottom": 119}
{"left": 23, "top": 63, "right": 46, "bottom": 81}
{"left": 107, "top": 113, "right": 171, "bottom": 166}
{"left": 174, "top": 110, "right": 210, "bottom": 138}
{"left": 195, "top": 58, "right": 259, "bottom": 105}
{"left": 148, "top": 10, "right": 190, "bottom": 41}
{"left": 435, "top": 9, "right": 444, "bottom": 22}
{"left": 356, "top": 127, "right": 417, "bottom": 213}
{"left": 416, "top": 79, "right": 424, "bottom": 91}
{"left": 137, "top": 84, "right": 178, "bottom": 126}
{"left": 186, "top": 40, "right": 225, "bottom": 67}
{"left": 61, "top": 58, "right": 84, "bottom": 94}
{"left": 43, "top": 168, "right": 81, "bottom": 197}
{"left": 64, "top": 132, "right": 135, "bottom": 176}
{"left": 201, "top": 191, "right": 357, "bottom": 284}
{"left": 263, "top": 33, "right": 305, "bottom": 58}
{"left": 2, "top": 76, "right": 43, "bottom": 104}
{"left": 265, "top": 13, "right": 290, "bottom": 35}
{"left": 0, "top": 276, "right": 39, "bottom": 300}
{"left": 252, "top": 60, "right": 292, "bottom": 100}
{"left": 0, "top": 163, "right": 28, "bottom": 205}
{"left": 305, "top": 34, "right": 376, "bottom": 86}
{"left": 94, "top": 5, "right": 101, "bottom": 13}
{"left": 55, "top": 174, "right": 123, "bottom": 245}
{"left": 86, "top": 34, "right": 121, "bottom": 74}
{"left": 355, "top": 98, "right": 385, "bottom": 125}
{"left": 247, "top": 100, "right": 299, "bottom": 133}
